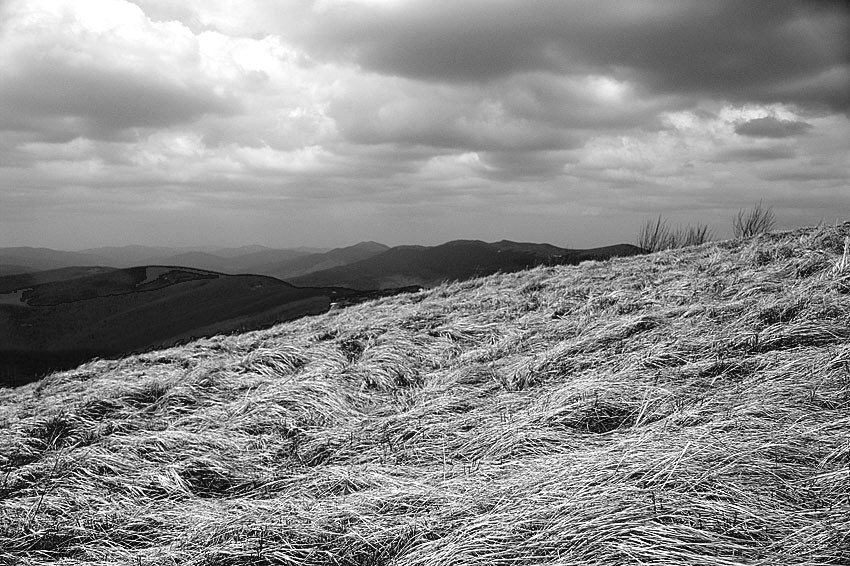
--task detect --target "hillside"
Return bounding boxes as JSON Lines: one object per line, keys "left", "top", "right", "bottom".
{"left": 289, "top": 240, "right": 644, "bottom": 290}
{"left": 0, "top": 266, "right": 118, "bottom": 294}
{"left": 3, "top": 246, "right": 327, "bottom": 275}
{"left": 0, "top": 267, "right": 361, "bottom": 385}
{"left": 1, "top": 224, "right": 849, "bottom": 564}
{"left": 0, "top": 265, "right": 34, "bottom": 277}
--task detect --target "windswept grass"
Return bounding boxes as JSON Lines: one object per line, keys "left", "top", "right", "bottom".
{"left": 1, "top": 224, "right": 849, "bottom": 565}
{"left": 733, "top": 202, "right": 776, "bottom": 239}
{"left": 637, "top": 216, "right": 713, "bottom": 252}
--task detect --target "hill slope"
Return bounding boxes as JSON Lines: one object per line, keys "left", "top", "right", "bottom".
{"left": 1, "top": 224, "right": 849, "bottom": 564}
{"left": 51, "top": 246, "right": 322, "bottom": 273}
{"left": 0, "top": 267, "right": 359, "bottom": 384}
{"left": 0, "top": 266, "right": 118, "bottom": 294}
{"left": 0, "top": 247, "right": 109, "bottom": 272}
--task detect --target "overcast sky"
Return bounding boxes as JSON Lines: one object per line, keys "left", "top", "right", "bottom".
{"left": 1, "top": 0, "right": 848, "bottom": 250}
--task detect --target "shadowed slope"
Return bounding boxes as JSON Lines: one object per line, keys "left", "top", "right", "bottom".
{"left": 0, "top": 267, "right": 360, "bottom": 385}
{"left": 0, "top": 266, "right": 118, "bottom": 294}
{"left": 0, "top": 248, "right": 109, "bottom": 272}
{"left": 0, "top": 224, "right": 848, "bottom": 564}
{"left": 0, "top": 265, "right": 35, "bottom": 277}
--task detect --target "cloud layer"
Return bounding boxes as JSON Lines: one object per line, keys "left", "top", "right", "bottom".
{"left": 2, "top": 0, "right": 848, "bottom": 248}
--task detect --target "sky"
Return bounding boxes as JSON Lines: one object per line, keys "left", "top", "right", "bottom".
{"left": 1, "top": 0, "right": 848, "bottom": 250}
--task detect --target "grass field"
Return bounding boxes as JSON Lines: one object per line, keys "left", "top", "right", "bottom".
{"left": 1, "top": 224, "right": 848, "bottom": 564}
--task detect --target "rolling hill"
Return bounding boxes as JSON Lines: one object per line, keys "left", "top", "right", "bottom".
{"left": 78, "top": 245, "right": 198, "bottom": 266}
{"left": 151, "top": 242, "right": 387, "bottom": 277}
{"left": 0, "top": 265, "right": 34, "bottom": 277}
{"left": 0, "top": 266, "right": 362, "bottom": 385}
{"left": 13, "top": 244, "right": 362, "bottom": 276}
{"left": 1, "top": 223, "right": 847, "bottom": 564}
{"left": 260, "top": 241, "right": 390, "bottom": 279}
{"left": 0, "top": 266, "right": 119, "bottom": 295}
{"left": 78, "top": 246, "right": 316, "bottom": 273}
{"left": 0, "top": 247, "right": 110, "bottom": 273}
{"left": 289, "top": 239, "right": 645, "bottom": 290}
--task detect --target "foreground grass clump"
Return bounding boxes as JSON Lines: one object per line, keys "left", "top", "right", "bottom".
{"left": 2, "top": 224, "right": 850, "bottom": 565}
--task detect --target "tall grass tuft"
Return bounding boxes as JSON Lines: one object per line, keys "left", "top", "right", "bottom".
{"left": 733, "top": 201, "right": 776, "bottom": 238}
{"left": 636, "top": 215, "right": 675, "bottom": 252}
{"left": 637, "top": 216, "right": 713, "bottom": 252}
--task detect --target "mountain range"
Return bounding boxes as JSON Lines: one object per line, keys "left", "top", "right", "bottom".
{"left": 288, "top": 240, "right": 643, "bottom": 290}
{"left": 2, "top": 240, "right": 642, "bottom": 288}
{"left": 0, "top": 238, "right": 643, "bottom": 384}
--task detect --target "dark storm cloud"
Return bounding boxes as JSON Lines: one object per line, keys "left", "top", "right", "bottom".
{"left": 294, "top": 0, "right": 850, "bottom": 112}
{"left": 497, "top": 73, "right": 683, "bottom": 131}
{"left": 0, "top": 56, "right": 238, "bottom": 140}
{"left": 734, "top": 116, "right": 814, "bottom": 138}
{"left": 327, "top": 76, "right": 582, "bottom": 153}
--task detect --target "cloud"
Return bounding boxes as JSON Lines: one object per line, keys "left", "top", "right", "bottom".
{"left": 285, "top": 0, "right": 850, "bottom": 112}
{"left": 734, "top": 116, "right": 814, "bottom": 138}
{"left": 0, "top": 63, "right": 238, "bottom": 140}
{"left": 1, "top": 0, "right": 848, "bottom": 249}
{"left": 328, "top": 75, "right": 581, "bottom": 153}
{"left": 0, "top": 0, "right": 240, "bottom": 140}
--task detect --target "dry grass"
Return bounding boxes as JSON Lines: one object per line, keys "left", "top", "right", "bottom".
{"left": 2, "top": 223, "right": 849, "bottom": 565}
{"left": 636, "top": 216, "right": 713, "bottom": 252}
{"left": 733, "top": 202, "right": 776, "bottom": 239}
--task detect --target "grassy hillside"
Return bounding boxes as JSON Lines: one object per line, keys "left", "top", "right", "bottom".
{"left": 1, "top": 224, "right": 849, "bottom": 564}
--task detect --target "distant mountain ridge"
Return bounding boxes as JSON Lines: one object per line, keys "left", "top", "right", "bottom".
{"left": 0, "top": 240, "right": 642, "bottom": 287}
{"left": 259, "top": 241, "right": 390, "bottom": 280}
{"left": 1, "top": 243, "right": 381, "bottom": 276}
{"left": 289, "top": 240, "right": 645, "bottom": 290}
{"left": 77, "top": 246, "right": 317, "bottom": 272}
{"left": 0, "top": 247, "right": 110, "bottom": 272}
